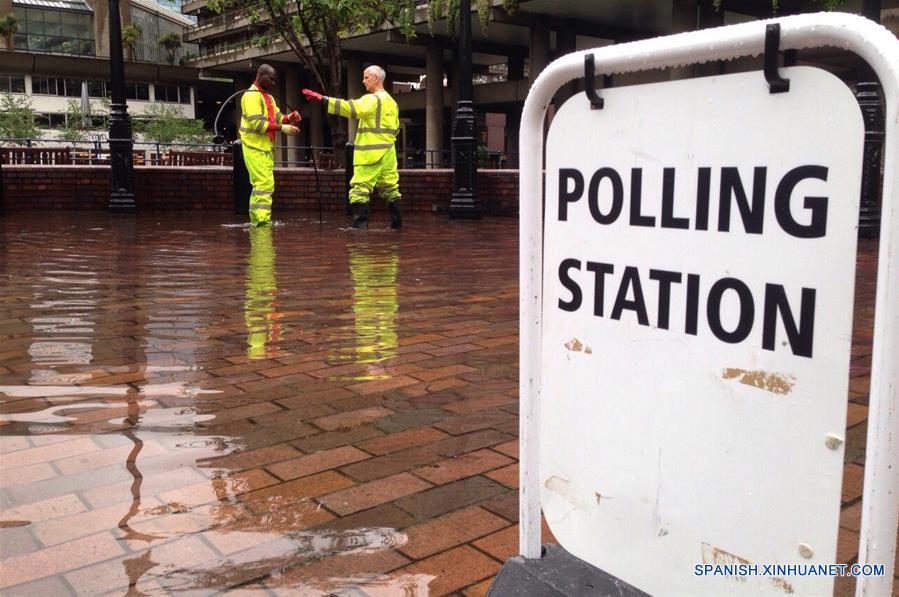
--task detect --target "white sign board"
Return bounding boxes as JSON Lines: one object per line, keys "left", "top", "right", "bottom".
{"left": 541, "top": 67, "right": 863, "bottom": 596}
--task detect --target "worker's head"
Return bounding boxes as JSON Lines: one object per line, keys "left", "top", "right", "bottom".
{"left": 363, "top": 65, "right": 386, "bottom": 93}
{"left": 256, "top": 64, "right": 276, "bottom": 92}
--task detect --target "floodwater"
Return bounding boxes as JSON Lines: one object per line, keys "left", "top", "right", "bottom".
{"left": 0, "top": 212, "right": 521, "bottom": 595}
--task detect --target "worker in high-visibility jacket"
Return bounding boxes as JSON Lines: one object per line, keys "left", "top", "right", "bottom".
{"left": 302, "top": 65, "right": 402, "bottom": 230}
{"left": 240, "top": 64, "right": 300, "bottom": 226}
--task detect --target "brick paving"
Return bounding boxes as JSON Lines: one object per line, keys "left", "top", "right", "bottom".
{"left": 0, "top": 212, "right": 893, "bottom": 596}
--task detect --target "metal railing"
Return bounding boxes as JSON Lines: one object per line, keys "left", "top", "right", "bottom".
{"left": 0, "top": 139, "right": 520, "bottom": 169}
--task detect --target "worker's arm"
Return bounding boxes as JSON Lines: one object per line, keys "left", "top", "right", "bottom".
{"left": 302, "top": 89, "right": 376, "bottom": 120}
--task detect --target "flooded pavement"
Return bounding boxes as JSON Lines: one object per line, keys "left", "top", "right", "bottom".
{"left": 0, "top": 212, "right": 889, "bottom": 596}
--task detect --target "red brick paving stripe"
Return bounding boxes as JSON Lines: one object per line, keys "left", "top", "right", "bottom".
{"left": 399, "top": 505, "right": 510, "bottom": 560}
{"left": 484, "top": 463, "right": 519, "bottom": 489}
{"left": 346, "top": 375, "right": 422, "bottom": 395}
{"left": 312, "top": 407, "right": 394, "bottom": 431}
{"left": 397, "top": 545, "right": 501, "bottom": 596}
{"left": 412, "top": 449, "right": 514, "bottom": 485}
{"left": 241, "top": 470, "right": 355, "bottom": 514}
{"left": 317, "top": 472, "right": 432, "bottom": 516}
{"left": 409, "top": 364, "right": 478, "bottom": 382}
{"left": 266, "top": 445, "right": 370, "bottom": 481}
{"left": 356, "top": 427, "right": 450, "bottom": 456}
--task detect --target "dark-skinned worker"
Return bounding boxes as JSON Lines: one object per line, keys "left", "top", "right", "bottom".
{"left": 240, "top": 64, "right": 301, "bottom": 227}
{"left": 302, "top": 65, "right": 402, "bottom": 230}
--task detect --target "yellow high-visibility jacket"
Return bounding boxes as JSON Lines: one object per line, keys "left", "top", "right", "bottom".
{"left": 240, "top": 82, "right": 288, "bottom": 152}
{"left": 324, "top": 90, "right": 399, "bottom": 166}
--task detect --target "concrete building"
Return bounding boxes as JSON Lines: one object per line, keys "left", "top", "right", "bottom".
{"left": 0, "top": 0, "right": 200, "bottom": 133}
{"left": 180, "top": 0, "right": 896, "bottom": 164}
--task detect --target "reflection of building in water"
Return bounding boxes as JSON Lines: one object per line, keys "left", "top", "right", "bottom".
{"left": 348, "top": 242, "right": 399, "bottom": 364}
{"left": 244, "top": 227, "right": 281, "bottom": 359}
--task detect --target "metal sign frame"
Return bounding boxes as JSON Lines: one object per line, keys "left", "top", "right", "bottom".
{"left": 518, "top": 13, "right": 899, "bottom": 597}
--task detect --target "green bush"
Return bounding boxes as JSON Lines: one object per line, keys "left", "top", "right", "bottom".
{"left": 0, "top": 93, "right": 40, "bottom": 141}
{"left": 134, "top": 102, "right": 211, "bottom": 144}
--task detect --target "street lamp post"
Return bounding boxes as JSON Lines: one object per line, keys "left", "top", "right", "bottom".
{"left": 448, "top": 0, "right": 480, "bottom": 219}
{"left": 107, "top": 0, "right": 135, "bottom": 212}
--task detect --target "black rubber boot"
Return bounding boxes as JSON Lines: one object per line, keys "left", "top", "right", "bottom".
{"left": 352, "top": 203, "right": 370, "bottom": 229}
{"left": 388, "top": 200, "right": 402, "bottom": 229}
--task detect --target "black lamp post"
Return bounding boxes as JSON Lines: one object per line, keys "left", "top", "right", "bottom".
{"left": 107, "top": 0, "right": 135, "bottom": 212}
{"left": 856, "top": 0, "right": 883, "bottom": 239}
{"left": 448, "top": 0, "right": 480, "bottom": 219}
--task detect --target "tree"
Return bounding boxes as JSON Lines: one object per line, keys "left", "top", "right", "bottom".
{"left": 0, "top": 93, "right": 39, "bottom": 141}
{"left": 62, "top": 98, "right": 101, "bottom": 141}
{"left": 158, "top": 32, "right": 182, "bottom": 65}
{"left": 204, "top": 0, "right": 515, "bottom": 150}
{"left": 135, "top": 102, "right": 210, "bottom": 144}
{"left": 0, "top": 12, "right": 18, "bottom": 50}
{"left": 122, "top": 23, "right": 142, "bottom": 61}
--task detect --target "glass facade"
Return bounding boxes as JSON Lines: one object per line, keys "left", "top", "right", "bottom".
{"left": 0, "top": 74, "right": 27, "bottom": 93}
{"left": 14, "top": 7, "right": 94, "bottom": 56}
{"left": 131, "top": 5, "right": 198, "bottom": 64}
{"left": 155, "top": 83, "right": 191, "bottom": 104}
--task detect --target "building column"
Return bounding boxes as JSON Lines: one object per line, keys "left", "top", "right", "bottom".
{"left": 528, "top": 21, "right": 551, "bottom": 86}
{"left": 425, "top": 40, "right": 445, "bottom": 167}
{"left": 285, "top": 66, "right": 301, "bottom": 166}
{"left": 346, "top": 56, "right": 364, "bottom": 142}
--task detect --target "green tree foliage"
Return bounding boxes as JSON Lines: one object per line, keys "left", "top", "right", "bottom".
{"left": 62, "top": 99, "right": 89, "bottom": 141}
{"left": 158, "top": 32, "right": 182, "bottom": 65}
{"left": 122, "top": 23, "right": 142, "bottom": 61}
{"left": 0, "top": 93, "right": 40, "bottom": 141}
{"left": 135, "top": 102, "right": 211, "bottom": 144}
{"left": 0, "top": 12, "right": 19, "bottom": 50}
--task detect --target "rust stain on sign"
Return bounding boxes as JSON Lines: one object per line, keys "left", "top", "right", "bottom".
{"left": 722, "top": 368, "right": 795, "bottom": 395}
{"left": 564, "top": 338, "right": 592, "bottom": 353}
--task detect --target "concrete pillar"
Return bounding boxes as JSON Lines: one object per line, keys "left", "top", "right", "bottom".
{"left": 508, "top": 55, "right": 525, "bottom": 81}
{"left": 308, "top": 98, "right": 325, "bottom": 163}
{"left": 346, "top": 56, "right": 364, "bottom": 142}
{"left": 285, "top": 66, "right": 301, "bottom": 166}
{"left": 232, "top": 75, "right": 250, "bottom": 142}
{"left": 528, "top": 21, "right": 551, "bottom": 86}
{"left": 425, "top": 40, "right": 445, "bottom": 168}
{"left": 505, "top": 108, "right": 520, "bottom": 168}
{"left": 555, "top": 21, "right": 577, "bottom": 106}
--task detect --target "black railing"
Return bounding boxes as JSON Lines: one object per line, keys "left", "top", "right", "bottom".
{"left": 0, "top": 139, "right": 520, "bottom": 169}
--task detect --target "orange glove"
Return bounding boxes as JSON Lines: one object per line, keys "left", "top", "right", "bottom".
{"left": 285, "top": 110, "right": 301, "bottom": 123}
{"left": 302, "top": 88, "right": 323, "bottom": 102}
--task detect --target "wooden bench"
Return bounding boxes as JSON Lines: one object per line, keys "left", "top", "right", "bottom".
{"left": 164, "top": 150, "right": 233, "bottom": 166}
{"left": 0, "top": 146, "right": 71, "bottom": 165}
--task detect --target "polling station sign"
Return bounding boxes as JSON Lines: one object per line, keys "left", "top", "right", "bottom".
{"left": 540, "top": 67, "right": 862, "bottom": 596}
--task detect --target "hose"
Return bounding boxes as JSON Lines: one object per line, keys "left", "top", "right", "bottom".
{"left": 214, "top": 89, "right": 324, "bottom": 225}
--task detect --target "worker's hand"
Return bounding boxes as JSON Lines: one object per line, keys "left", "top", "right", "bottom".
{"left": 302, "top": 88, "right": 323, "bottom": 102}
{"left": 281, "top": 124, "right": 300, "bottom": 136}
{"left": 285, "top": 110, "right": 301, "bottom": 123}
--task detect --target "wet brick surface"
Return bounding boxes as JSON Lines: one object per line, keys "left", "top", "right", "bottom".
{"left": 0, "top": 212, "right": 892, "bottom": 596}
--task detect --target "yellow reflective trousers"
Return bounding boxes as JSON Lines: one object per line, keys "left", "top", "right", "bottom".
{"left": 242, "top": 144, "right": 274, "bottom": 226}
{"left": 244, "top": 226, "right": 279, "bottom": 358}
{"left": 348, "top": 145, "right": 401, "bottom": 206}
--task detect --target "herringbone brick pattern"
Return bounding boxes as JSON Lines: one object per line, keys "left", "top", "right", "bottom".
{"left": 0, "top": 212, "right": 892, "bottom": 596}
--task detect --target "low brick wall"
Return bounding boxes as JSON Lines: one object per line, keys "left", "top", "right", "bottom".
{"left": 1, "top": 165, "right": 520, "bottom": 216}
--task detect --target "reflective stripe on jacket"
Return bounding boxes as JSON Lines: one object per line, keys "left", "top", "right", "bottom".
{"left": 324, "top": 90, "right": 399, "bottom": 166}
{"left": 239, "top": 82, "right": 286, "bottom": 152}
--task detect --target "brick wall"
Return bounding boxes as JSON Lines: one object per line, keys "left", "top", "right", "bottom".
{"left": 1, "top": 165, "right": 520, "bottom": 216}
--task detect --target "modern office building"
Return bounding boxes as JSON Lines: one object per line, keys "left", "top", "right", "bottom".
{"left": 179, "top": 0, "right": 898, "bottom": 166}
{"left": 0, "top": 0, "right": 200, "bottom": 132}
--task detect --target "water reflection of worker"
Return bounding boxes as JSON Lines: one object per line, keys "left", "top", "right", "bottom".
{"left": 244, "top": 226, "right": 280, "bottom": 359}
{"left": 349, "top": 242, "right": 398, "bottom": 364}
